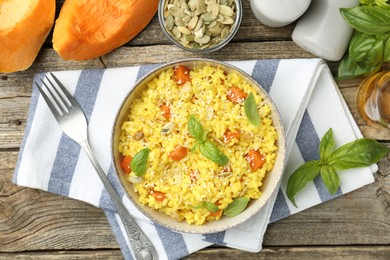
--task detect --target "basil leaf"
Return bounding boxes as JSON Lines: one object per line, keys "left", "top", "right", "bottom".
{"left": 329, "top": 138, "right": 389, "bottom": 170}
{"left": 191, "top": 202, "right": 205, "bottom": 209}
{"left": 188, "top": 115, "right": 207, "bottom": 142}
{"left": 130, "top": 148, "right": 150, "bottom": 176}
{"left": 244, "top": 93, "right": 261, "bottom": 127}
{"left": 224, "top": 197, "right": 250, "bottom": 217}
{"left": 286, "top": 160, "right": 321, "bottom": 207}
{"left": 320, "top": 165, "right": 340, "bottom": 195}
{"left": 375, "top": 0, "right": 390, "bottom": 10}
{"left": 337, "top": 52, "right": 381, "bottom": 80}
{"left": 199, "top": 140, "right": 229, "bottom": 166}
{"left": 204, "top": 202, "right": 219, "bottom": 213}
{"left": 384, "top": 36, "right": 390, "bottom": 62}
{"left": 340, "top": 6, "right": 390, "bottom": 35}
{"left": 349, "top": 31, "right": 384, "bottom": 65}
{"left": 320, "top": 128, "right": 335, "bottom": 161}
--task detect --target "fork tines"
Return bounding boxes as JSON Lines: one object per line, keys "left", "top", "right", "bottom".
{"left": 35, "top": 72, "right": 74, "bottom": 116}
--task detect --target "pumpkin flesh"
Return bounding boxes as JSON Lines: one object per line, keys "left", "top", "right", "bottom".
{"left": 0, "top": 0, "right": 55, "bottom": 73}
{"left": 53, "top": 0, "right": 159, "bottom": 60}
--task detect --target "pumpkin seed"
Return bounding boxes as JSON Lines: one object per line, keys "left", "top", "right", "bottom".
{"left": 168, "top": 5, "right": 181, "bottom": 16}
{"left": 182, "top": 15, "right": 192, "bottom": 23}
{"left": 194, "top": 28, "right": 204, "bottom": 38}
{"left": 194, "top": 34, "right": 211, "bottom": 44}
{"left": 172, "top": 26, "right": 181, "bottom": 38}
{"left": 211, "top": 4, "right": 220, "bottom": 19}
{"left": 178, "top": 26, "right": 191, "bottom": 34}
{"left": 161, "top": 122, "right": 175, "bottom": 135}
{"left": 220, "top": 25, "right": 230, "bottom": 38}
{"left": 165, "top": 15, "right": 175, "bottom": 30}
{"left": 187, "top": 16, "right": 198, "bottom": 30}
{"left": 221, "top": 16, "right": 234, "bottom": 25}
{"left": 193, "top": 17, "right": 203, "bottom": 32}
{"left": 219, "top": 5, "right": 233, "bottom": 16}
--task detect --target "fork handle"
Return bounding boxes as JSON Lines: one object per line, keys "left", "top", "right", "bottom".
{"left": 80, "top": 140, "right": 159, "bottom": 260}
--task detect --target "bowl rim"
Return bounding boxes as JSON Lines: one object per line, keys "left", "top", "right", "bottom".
{"left": 111, "top": 58, "right": 286, "bottom": 234}
{"left": 158, "top": 0, "right": 243, "bottom": 53}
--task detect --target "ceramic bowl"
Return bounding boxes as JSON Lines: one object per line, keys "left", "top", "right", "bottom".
{"left": 112, "top": 58, "right": 286, "bottom": 234}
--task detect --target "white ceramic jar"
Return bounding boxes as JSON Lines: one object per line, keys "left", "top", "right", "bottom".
{"left": 250, "top": 0, "right": 312, "bottom": 28}
{"left": 292, "top": 0, "right": 360, "bottom": 61}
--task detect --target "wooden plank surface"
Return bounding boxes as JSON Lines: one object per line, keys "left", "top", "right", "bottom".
{"left": 1, "top": 0, "right": 389, "bottom": 259}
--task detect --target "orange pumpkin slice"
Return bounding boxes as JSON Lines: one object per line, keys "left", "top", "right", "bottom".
{"left": 0, "top": 0, "right": 55, "bottom": 73}
{"left": 53, "top": 0, "right": 158, "bottom": 60}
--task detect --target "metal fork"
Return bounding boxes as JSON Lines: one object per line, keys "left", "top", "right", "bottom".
{"left": 36, "top": 72, "right": 158, "bottom": 260}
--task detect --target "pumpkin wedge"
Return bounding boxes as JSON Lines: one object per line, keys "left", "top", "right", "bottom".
{"left": 0, "top": 0, "right": 55, "bottom": 73}
{"left": 53, "top": 0, "right": 159, "bottom": 60}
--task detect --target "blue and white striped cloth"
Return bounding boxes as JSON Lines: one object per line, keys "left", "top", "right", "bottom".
{"left": 13, "top": 59, "right": 376, "bottom": 259}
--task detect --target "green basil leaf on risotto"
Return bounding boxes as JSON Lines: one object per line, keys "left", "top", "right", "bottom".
{"left": 188, "top": 115, "right": 207, "bottom": 142}
{"left": 199, "top": 140, "right": 229, "bottom": 166}
{"left": 224, "top": 197, "right": 250, "bottom": 217}
{"left": 244, "top": 93, "right": 261, "bottom": 127}
{"left": 204, "top": 202, "right": 219, "bottom": 213}
{"left": 130, "top": 148, "right": 150, "bottom": 176}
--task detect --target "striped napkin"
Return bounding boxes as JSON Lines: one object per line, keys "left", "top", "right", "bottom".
{"left": 13, "top": 59, "right": 376, "bottom": 259}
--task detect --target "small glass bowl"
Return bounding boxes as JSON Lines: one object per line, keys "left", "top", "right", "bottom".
{"left": 158, "top": 0, "right": 242, "bottom": 53}
{"left": 356, "top": 70, "right": 390, "bottom": 129}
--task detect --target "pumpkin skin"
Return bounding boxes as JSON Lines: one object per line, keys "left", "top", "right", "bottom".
{"left": 53, "top": 0, "right": 159, "bottom": 61}
{"left": 0, "top": 0, "right": 55, "bottom": 73}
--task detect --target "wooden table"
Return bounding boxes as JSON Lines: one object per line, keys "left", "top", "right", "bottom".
{"left": 1, "top": 1, "right": 389, "bottom": 259}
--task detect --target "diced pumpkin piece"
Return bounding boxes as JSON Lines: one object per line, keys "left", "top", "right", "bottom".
{"left": 173, "top": 65, "right": 191, "bottom": 85}
{"left": 223, "top": 128, "right": 240, "bottom": 143}
{"left": 168, "top": 145, "right": 188, "bottom": 161}
{"left": 160, "top": 104, "right": 171, "bottom": 120}
{"left": 151, "top": 190, "right": 166, "bottom": 202}
{"left": 53, "top": 0, "right": 158, "bottom": 60}
{"left": 245, "top": 150, "right": 266, "bottom": 171}
{"left": 0, "top": 0, "right": 55, "bottom": 73}
{"left": 227, "top": 86, "right": 247, "bottom": 103}
{"left": 120, "top": 155, "right": 133, "bottom": 173}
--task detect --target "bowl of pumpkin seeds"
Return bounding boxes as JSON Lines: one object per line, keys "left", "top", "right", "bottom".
{"left": 158, "top": 0, "right": 242, "bottom": 53}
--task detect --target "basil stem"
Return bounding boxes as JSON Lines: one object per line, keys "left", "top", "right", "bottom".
{"left": 130, "top": 148, "right": 150, "bottom": 176}
{"left": 199, "top": 140, "right": 229, "bottom": 166}
{"left": 224, "top": 197, "right": 250, "bottom": 217}
{"left": 244, "top": 92, "right": 261, "bottom": 127}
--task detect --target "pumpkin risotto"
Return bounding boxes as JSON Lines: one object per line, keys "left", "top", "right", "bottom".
{"left": 118, "top": 64, "right": 278, "bottom": 225}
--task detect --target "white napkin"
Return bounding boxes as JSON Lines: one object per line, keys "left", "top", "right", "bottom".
{"left": 13, "top": 59, "right": 376, "bottom": 259}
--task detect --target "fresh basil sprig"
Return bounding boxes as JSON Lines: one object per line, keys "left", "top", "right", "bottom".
{"left": 287, "top": 128, "right": 389, "bottom": 207}
{"left": 130, "top": 148, "right": 150, "bottom": 176}
{"left": 188, "top": 115, "right": 229, "bottom": 166}
{"left": 223, "top": 197, "right": 250, "bottom": 217}
{"left": 244, "top": 93, "right": 261, "bottom": 127}
{"left": 338, "top": 4, "right": 390, "bottom": 79}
